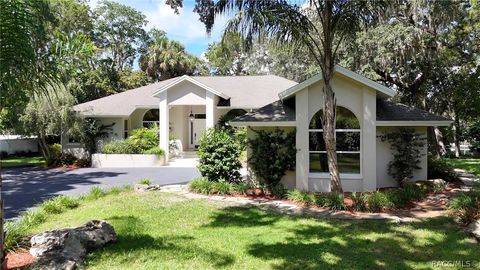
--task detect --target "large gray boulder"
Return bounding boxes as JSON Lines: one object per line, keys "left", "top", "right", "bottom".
{"left": 466, "top": 220, "right": 480, "bottom": 242}
{"left": 30, "top": 220, "right": 116, "bottom": 269}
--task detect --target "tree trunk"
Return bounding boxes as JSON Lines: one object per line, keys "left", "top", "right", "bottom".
{"left": 434, "top": 127, "right": 447, "bottom": 156}
{"left": 453, "top": 116, "right": 461, "bottom": 158}
{"left": 320, "top": 1, "right": 342, "bottom": 193}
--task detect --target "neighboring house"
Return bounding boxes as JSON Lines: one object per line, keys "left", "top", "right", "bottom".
{"left": 0, "top": 135, "right": 38, "bottom": 155}
{"left": 72, "top": 65, "right": 452, "bottom": 192}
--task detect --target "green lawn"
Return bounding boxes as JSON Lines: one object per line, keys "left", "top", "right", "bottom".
{"left": 445, "top": 158, "right": 480, "bottom": 177}
{"left": 1, "top": 155, "right": 45, "bottom": 167}
{"left": 26, "top": 191, "right": 479, "bottom": 270}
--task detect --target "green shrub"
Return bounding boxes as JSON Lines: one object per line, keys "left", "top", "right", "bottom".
{"left": 197, "top": 128, "right": 242, "bottom": 182}
{"left": 428, "top": 156, "right": 457, "bottom": 182}
{"left": 350, "top": 192, "right": 368, "bottom": 211}
{"left": 269, "top": 184, "right": 287, "bottom": 199}
{"left": 403, "top": 182, "right": 426, "bottom": 201}
{"left": 212, "top": 180, "right": 233, "bottom": 195}
{"left": 102, "top": 140, "right": 142, "bottom": 154}
{"left": 143, "top": 146, "right": 165, "bottom": 156}
{"left": 314, "top": 194, "right": 329, "bottom": 208}
{"left": 138, "top": 178, "right": 152, "bottom": 185}
{"left": 450, "top": 190, "right": 480, "bottom": 225}
{"left": 233, "top": 182, "right": 250, "bottom": 195}
{"left": 325, "top": 192, "right": 346, "bottom": 211}
{"left": 128, "top": 126, "right": 159, "bottom": 151}
{"left": 379, "top": 128, "right": 426, "bottom": 185}
{"left": 366, "top": 192, "right": 394, "bottom": 212}
{"left": 189, "top": 177, "right": 214, "bottom": 194}
{"left": 74, "top": 158, "right": 91, "bottom": 167}
{"left": 248, "top": 128, "right": 296, "bottom": 187}
{"left": 287, "top": 189, "right": 316, "bottom": 206}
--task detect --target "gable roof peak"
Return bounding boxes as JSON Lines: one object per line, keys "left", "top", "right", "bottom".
{"left": 279, "top": 65, "right": 396, "bottom": 100}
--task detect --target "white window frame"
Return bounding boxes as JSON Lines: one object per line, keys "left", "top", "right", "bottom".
{"left": 308, "top": 127, "right": 362, "bottom": 178}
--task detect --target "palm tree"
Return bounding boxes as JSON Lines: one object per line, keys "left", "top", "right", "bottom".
{"left": 140, "top": 29, "right": 200, "bottom": 81}
{"left": 0, "top": 0, "right": 54, "bottom": 264}
{"left": 186, "top": 0, "right": 384, "bottom": 192}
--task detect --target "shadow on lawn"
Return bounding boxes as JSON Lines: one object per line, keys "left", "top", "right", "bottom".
{"left": 92, "top": 215, "right": 235, "bottom": 267}
{"left": 206, "top": 206, "right": 480, "bottom": 269}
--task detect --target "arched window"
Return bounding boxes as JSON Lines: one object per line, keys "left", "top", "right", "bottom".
{"left": 143, "top": 109, "right": 159, "bottom": 127}
{"left": 309, "top": 106, "right": 361, "bottom": 174}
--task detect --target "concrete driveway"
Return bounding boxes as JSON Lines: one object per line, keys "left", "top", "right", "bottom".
{"left": 1, "top": 158, "right": 200, "bottom": 219}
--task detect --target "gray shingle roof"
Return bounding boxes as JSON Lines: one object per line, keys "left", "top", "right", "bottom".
{"left": 232, "top": 100, "right": 295, "bottom": 122}
{"left": 376, "top": 100, "right": 452, "bottom": 122}
{"left": 73, "top": 75, "right": 297, "bottom": 116}
{"left": 231, "top": 99, "right": 452, "bottom": 124}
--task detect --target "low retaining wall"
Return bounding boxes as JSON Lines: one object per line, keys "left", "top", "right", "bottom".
{"left": 91, "top": 154, "right": 166, "bottom": 168}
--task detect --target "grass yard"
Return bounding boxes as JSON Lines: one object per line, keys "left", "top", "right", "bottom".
{"left": 445, "top": 158, "right": 480, "bottom": 177}
{"left": 24, "top": 191, "right": 479, "bottom": 270}
{"left": 0, "top": 155, "right": 45, "bottom": 167}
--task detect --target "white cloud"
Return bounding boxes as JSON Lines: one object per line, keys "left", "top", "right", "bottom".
{"left": 144, "top": 0, "right": 229, "bottom": 53}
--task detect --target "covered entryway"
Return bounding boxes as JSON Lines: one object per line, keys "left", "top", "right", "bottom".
{"left": 152, "top": 76, "right": 229, "bottom": 161}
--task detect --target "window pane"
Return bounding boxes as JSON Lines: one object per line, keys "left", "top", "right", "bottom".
{"left": 309, "top": 153, "right": 328, "bottom": 173}
{"left": 336, "top": 107, "right": 360, "bottom": 129}
{"left": 309, "top": 153, "right": 360, "bottom": 173}
{"left": 309, "top": 132, "right": 325, "bottom": 151}
{"left": 336, "top": 132, "right": 360, "bottom": 151}
{"left": 338, "top": 153, "right": 360, "bottom": 173}
{"left": 309, "top": 111, "right": 323, "bottom": 129}
{"left": 143, "top": 109, "right": 159, "bottom": 121}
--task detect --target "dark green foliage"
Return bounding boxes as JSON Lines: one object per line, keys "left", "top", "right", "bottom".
{"left": 233, "top": 182, "right": 250, "bottom": 195}
{"left": 248, "top": 128, "right": 296, "bottom": 187}
{"left": 324, "top": 192, "right": 346, "bottom": 211}
{"left": 350, "top": 192, "right": 367, "bottom": 211}
{"left": 287, "top": 189, "right": 316, "bottom": 206}
{"left": 80, "top": 118, "right": 114, "bottom": 157}
{"left": 366, "top": 192, "right": 394, "bottom": 212}
{"left": 450, "top": 185, "right": 480, "bottom": 225}
{"left": 428, "top": 156, "right": 457, "bottom": 182}
{"left": 269, "top": 184, "right": 287, "bottom": 199}
{"left": 467, "top": 120, "right": 480, "bottom": 156}
{"left": 197, "top": 128, "right": 242, "bottom": 182}
{"left": 189, "top": 177, "right": 214, "bottom": 195}
{"left": 380, "top": 128, "right": 426, "bottom": 185}
{"left": 101, "top": 125, "right": 165, "bottom": 155}
{"left": 102, "top": 140, "right": 142, "bottom": 154}
{"left": 212, "top": 180, "right": 234, "bottom": 195}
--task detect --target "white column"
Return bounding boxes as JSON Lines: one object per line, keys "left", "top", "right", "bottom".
{"left": 159, "top": 91, "right": 169, "bottom": 161}
{"left": 296, "top": 89, "right": 309, "bottom": 190}
{"left": 206, "top": 91, "right": 215, "bottom": 128}
{"left": 362, "top": 87, "right": 377, "bottom": 191}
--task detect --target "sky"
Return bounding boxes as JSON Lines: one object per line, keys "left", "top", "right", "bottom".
{"left": 88, "top": 0, "right": 229, "bottom": 56}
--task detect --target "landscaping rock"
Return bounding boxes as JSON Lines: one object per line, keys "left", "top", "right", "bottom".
{"left": 466, "top": 220, "right": 480, "bottom": 242}
{"left": 30, "top": 220, "right": 116, "bottom": 269}
{"left": 134, "top": 184, "right": 162, "bottom": 192}
{"left": 416, "top": 179, "right": 447, "bottom": 191}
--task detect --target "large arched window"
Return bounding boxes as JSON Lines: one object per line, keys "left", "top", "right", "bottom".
{"left": 143, "top": 109, "right": 159, "bottom": 127}
{"left": 309, "top": 106, "right": 361, "bottom": 174}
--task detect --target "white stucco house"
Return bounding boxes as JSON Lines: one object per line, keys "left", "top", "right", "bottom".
{"left": 71, "top": 65, "right": 452, "bottom": 192}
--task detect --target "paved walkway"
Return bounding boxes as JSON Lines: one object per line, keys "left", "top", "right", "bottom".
{"left": 1, "top": 158, "right": 200, "bottom": 219}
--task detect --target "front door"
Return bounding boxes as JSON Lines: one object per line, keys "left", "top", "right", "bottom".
{"left": 189, "top": 117, "right": 206, "bottom": 149}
